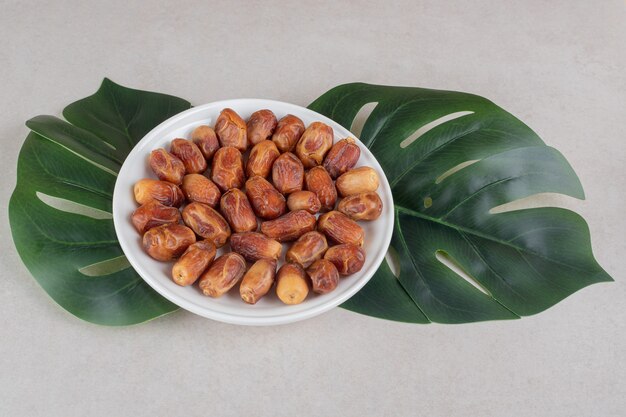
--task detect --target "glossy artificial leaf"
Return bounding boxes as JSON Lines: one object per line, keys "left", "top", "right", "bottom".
{"left": 309, "top": 83, "right": 612, "bottom": 323}
{"left": 9, "top": 79, "right": 191, "bottom": 325}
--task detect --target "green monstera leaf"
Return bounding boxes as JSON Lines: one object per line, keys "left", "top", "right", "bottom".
{"left": 9, "top": 79, "right": 611, "bottom": 325}
{"left": 309, "top": 83, "right": 612, "bottom": 323}
{"left": 9, "top": 79, "right": 191, "bottom": 325}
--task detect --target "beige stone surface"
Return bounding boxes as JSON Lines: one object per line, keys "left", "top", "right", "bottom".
{"left": 0, "top": 1, "right": 624, "bottom": 415}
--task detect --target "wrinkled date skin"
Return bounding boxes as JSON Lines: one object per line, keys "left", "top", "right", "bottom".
{"left": 149, "top": 148, "right": 185, "bottom": 185}
{"left": 304, "top": 166, "right": 337, "bottom": 212}
{"left": 198, "top": 252, "right": 247, "bottom": 298}
{"left": 191, "top": 125, "right": 220, "bottom": 160}
{"left": 215, "top": 108, "right": 248, "bottom": 151}
{"left": 134, "top": 178, "right": 184, "bottom": 207}
{"left": 337, "top": 191, "right": 383, "bottom": 221}
{"left": 307, "top": 259, "right": 339, "bottom": 294}
{"left": 170, "top": 138, "right": 207, "bottom": 174}
{"left": 246, "top": 109, "right": 278, "bottom": 146}
{"left": 246, "top": 140, "right": 280, "bottom": 178}
{"left": 335, "top": 166, "right": 379, "bottom": 197}
{"left": 211, "top": 146, "right": 246, "bottom": 192}
{"left": 317, "top": 211, "right": 365, "bottom": 246}
{"left": 286, "top": 190, "right": 321, "bottom": 214}
{"left": 245, "top": 176, "right": 286, "bottom": 220}
{"left": 171, "top": 240, "right": 216, "bottom": 286}
{"left": 260, "top": 210, "right": 316, "bottom": 242}
{"left": 276, "top": 263, "right": 309, "bottom": 305}
{"left": 285, "top": 231, "right": 328, "bottom": 268}
{"left": 181, "top": 174, "right": 221, "bottom": 207}
{"left": 239, "top": 258, "right": 277, "bottom": 304}
{"left": 323, "top": 137, "right": 361, "bottom": 179}
{"left": 131, "top": 200, "right": 182, "bottom": 234}
{"left": 229, "top": 232, "right": 282, "bottom": 262}
{"left": 182, "top": 202, "right": 231, "bottom": 247}
{"left": 272, "top": 114, "right": 305, "bottom": 153}
{"left": 324, "top": 243, "right": 366, "bottom": 275}
{"left": 220, "top": 188, "right": 258, "bottom": 233}
{"left": 272, "top": 152, "right": 304, "bottom": 195}
{"left": 295, "top": 121, "right": 333, "bottom": 168}
{"left": 142, "top": 224, "right": 196, "bottom": 261}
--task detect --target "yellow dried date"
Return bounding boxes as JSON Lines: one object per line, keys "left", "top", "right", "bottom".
{"left": 286, "top": 190, "right": 321, "bottom": 214}
{"left": 335, "top": 166, "right": 379, "bottom": 197}
{"left": 245, "top": 176, "right": 286, "bottom": 220}
{"left": 229, "top": 232, "right": 282, "bottom": 262}
{"left": 276, "top": 263, "right": 309, "bottom": 305}
{"left": 170, "top": 138, "right": 207, "bottom": 174}
{"left": 307, "top": 259, "right": 339, "bottom": 294}
{"left": 181, "top": 202, "right": 231, "bottom": 247}
{"left": 131, "top": 200, "right": 181, "bottom": 234}
{"left": 295, "top": 121, "right": 333, "bottom": 168}
{"left": 304, "top": 166, "right": 337, "bottom": 212}
{"left": 324, "top": 243, "right": 366, "bottom": 275}
{"left": 181, "top": 174, "right": 221, "bottom": 207}
{"left": 323, "top": 137, "right": 360, "bottom": 179}
{"left": 142, "top": 224, "right": 196, "bottom": 261}
{"left": 260, "top": 210, "right": 316, "bottom": 242}
{"left": 337, "top": 192, "right": 383, "bottom": 221}
{"left": 198, "top": 252, "right": 247, "bottom": 298}
{"left": 285, "top": 231, "right": 328, "bottom": 268}
{"left": 239, "top": 258, "right": 277, "bottom": 304}
{"left": 191, "top": 125, "right": 219, "bottom": 160}
{"left": 171, "top": 240, "right": 216, "bottom": 286}
{"left": 220, "top": 189, "right": 258, "bottom": 233}
{"left": 134, "top": 178, "right": 184, "bottom": 207}
{"left": 149, "top": 148, "right": 185, "bottom": 185}
{"left": 317, "top": 210, "right": 364, "bottom": 246}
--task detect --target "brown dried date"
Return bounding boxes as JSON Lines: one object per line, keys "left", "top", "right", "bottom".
{"left": 131, "top": 200, "right": 181, "bottom": 234}
{"left": 229, "top": 232, "right": 282, "bottom": 262}
{"left": 246, "top": 140, "right": 280, "bottom": 179}
{"left": 198, "top": 252, "right": 247, "bottom": 298}
{"left": 171, "top": 240, "right": 216, "bottom": 286}
{"left": 246, "top": 109, "right": 277, "bottom": 145}
{"left": 215, "top": 108, "right": 247, "bottom": 151}
{"left": 181, "top": 174, "right": 221, "bottom": 207}
{"left": 335, "top": 166, "right": 379, "bottom": 197}
{"left": 307, "top": 259, "right": 339, "bottom": 294}
{"left": 134, "top": 179, "right": 184, "bottom": 207}
{"left": 295, "top": 121, "right": 333, "bottom": 168}
{"left": 211, "top": 146, "right": 245, "bottom": 192}
{"left": 285, "top": 231, "right": 328, "bottom": 268}
{"left": 239, "top": 258, "right": 277, "bottom": 304}
{"left": 272, "top": 152, "right": 304, "bottom": 194}
{"left": 286, "top": 191, "right": 321, "bottom": 214}
{"left": 324, "top": 243, "right": 366, "bottom": 275}
{"left": 323, "top": 137, "right": 360, "bottom": 179}
{"left": 260, "top": 210, "right": 316, "bottom": 242}
{"left": 245, "top": 176, "right": 286, "bottom": 220}
{"left": 170, "top": 138, "right": 207, "bottom": 174}
{"left": 142, "top": 224, "right": 196, "bottom": 261}
{"left": 337, "top": 191, "right": 383, "bottom": 221}
{"left": 276, "top": 263, "right": 309, "bottom": 305}
{"left": 149, "top": 148, "right": 185, "bottom": 184}
{"left": 317, "top": 211, "right": 364, "bottom": 246}
{"left": 272, "top": 114, "right": 305, "bottom": 153}
{"left": 304, "top": 166, "right": 337, "bottom": 212}
{"left": 220, "top": 189, "right": 258, "bottom": 233}
{"left": 182, "top": 202, "right": 231, "bottom": 247}
{"left": 191, "top": 125, "right": 219, "bottom": 160}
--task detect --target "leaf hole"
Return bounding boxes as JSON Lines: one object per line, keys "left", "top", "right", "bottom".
{"left": 399, "top": 111, "right": 475, "bottom": 149}
{"left": 79, "top": 255, "right": 131, "bottom": 277}
{"left": 350, "top": 102, "right": 378, "bottom": 137}
{"left": 36, "top": 191, "right": 112, "bottom": 220}
{"left": 435, "top": 250, "right": 491, "bottom": 296}
{"left": 489, "top": 192, "right": 581, "bottom": 215}
{"left": 385, "top": 245, "right": 401, "bottom": 278}
{"left": 435, "top": 160, "right": 480, "bottom": 184}
{"left": 423, "top": 197, "right": 432, "bottom": 208}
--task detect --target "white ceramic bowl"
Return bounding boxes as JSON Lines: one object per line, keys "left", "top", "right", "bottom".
{"left": 113, "top": 99, "right": 394, "bottom": 325}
